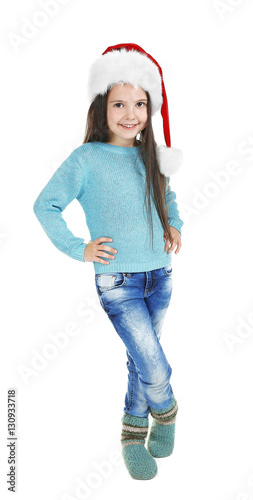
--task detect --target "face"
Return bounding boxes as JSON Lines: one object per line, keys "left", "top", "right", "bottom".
{"left": 106, "top": 83, "right": 148, "bottom": 147}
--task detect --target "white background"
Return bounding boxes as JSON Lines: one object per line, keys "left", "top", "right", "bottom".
{"left": 1, "top": 0, "right": 253, "bottom": 498}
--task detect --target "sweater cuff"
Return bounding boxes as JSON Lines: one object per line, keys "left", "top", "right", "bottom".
{"left": 169, "top": 219, "right": 184, "bottom": 235}
{"left": 70, "top": 243, "right": 87, "bottom": 262}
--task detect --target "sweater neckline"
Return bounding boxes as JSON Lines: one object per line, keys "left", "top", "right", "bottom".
{"left": 93, "top": 141, "right": 141, "bottom": 154}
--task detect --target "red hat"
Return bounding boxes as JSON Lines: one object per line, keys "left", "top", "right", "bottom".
{"left": 87, "top": 43, "right": 183, "bottom": 176}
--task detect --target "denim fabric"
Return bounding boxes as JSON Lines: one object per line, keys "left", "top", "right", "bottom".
{"left": 95, "top": 264, "right": 174, "bottom": 417}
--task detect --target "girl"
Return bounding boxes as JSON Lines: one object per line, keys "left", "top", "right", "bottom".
{"left": 33, "top": 43, "right": 184, "bottom": 481}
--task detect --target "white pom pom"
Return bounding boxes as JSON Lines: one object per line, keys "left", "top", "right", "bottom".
{"left": 156, "top": 145, "right": 183, "bottom": 176}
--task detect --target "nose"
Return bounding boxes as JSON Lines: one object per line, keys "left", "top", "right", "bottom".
{"left": 124, "top": 104, "right": 136, "bottom": 121}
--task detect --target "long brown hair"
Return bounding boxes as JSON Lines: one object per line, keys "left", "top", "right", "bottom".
{"left": 83, "top": 89, "right": 174, "bottom": 249}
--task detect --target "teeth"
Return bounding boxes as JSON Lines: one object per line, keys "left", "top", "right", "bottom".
{"left": 121, "top": 124, "right": 136, "bottom": 128}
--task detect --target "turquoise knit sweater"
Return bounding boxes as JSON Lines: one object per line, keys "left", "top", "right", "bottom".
{"left": 33, "top": 141, "right": 183, "bottom": 274}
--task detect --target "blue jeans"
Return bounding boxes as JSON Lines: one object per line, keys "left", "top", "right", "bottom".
{"left": 94, "top": 264, "right": 174, "bottom": 418}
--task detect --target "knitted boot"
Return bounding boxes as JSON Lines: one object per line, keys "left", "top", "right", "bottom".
{"left": 121, "top": 413, "right": 158, "bottom": 480}
{"left": 147, "top": 395, "right": 178, "bottom": 458}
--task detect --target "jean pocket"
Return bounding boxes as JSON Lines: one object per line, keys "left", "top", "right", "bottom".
{"left": 162, "top": 265, "right": 173, "bottom": 276}
{"left": 95, "top": 272, "right": 127, "bottom": 291}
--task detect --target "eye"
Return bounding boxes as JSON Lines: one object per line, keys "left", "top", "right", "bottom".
{"left": 136, "top": 102, "right": 146, "bottom": 107}
{"left": 114, "top": 103, "right": 123, "bottom": 108}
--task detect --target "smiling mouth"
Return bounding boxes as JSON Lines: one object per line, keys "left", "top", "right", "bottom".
{"left": 120, "top": 124, "right": 138, "bottom": 129}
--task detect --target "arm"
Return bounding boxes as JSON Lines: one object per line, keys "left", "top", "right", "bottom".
{"left": 33, "top": 150, "right": 87, "bottom": 262}
{"left": 165, "top": 177, "right": 184, "bottom": 234}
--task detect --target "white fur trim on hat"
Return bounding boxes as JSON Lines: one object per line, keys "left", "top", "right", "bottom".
{"left": 88, "top": 49, "right": 162, "bottom": 115}
{"left": 156, "top": 145, "right": 183, "bottom": 176}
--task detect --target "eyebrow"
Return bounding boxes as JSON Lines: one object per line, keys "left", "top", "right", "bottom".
{"left": 109, "top": 99, "right": 148, "bottom": 103}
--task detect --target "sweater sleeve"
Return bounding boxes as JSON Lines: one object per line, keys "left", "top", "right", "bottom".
{"left": 33, "top": 150, "right": 87, "bottom": 262}
{"left": 165, "top": 177, "right": 184, "bottom": 234}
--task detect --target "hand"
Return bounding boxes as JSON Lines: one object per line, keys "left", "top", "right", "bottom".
{"left": 84, "top": 237, "right": 118, "bottom": 264}
{"left": 164, "top": 227, "right": 182, "bottom": 255}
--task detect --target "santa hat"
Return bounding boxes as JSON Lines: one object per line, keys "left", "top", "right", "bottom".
{"left": 87, "top": 43, "right": 183, "bottom": 177}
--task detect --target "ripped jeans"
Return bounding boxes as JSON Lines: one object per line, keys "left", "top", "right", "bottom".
{"left": 94, "top": 264, "right": 174, "bottom": 418}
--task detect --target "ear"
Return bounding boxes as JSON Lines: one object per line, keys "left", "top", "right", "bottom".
{"left": 156, "top": 145, "right": 183, "bottom": 176}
